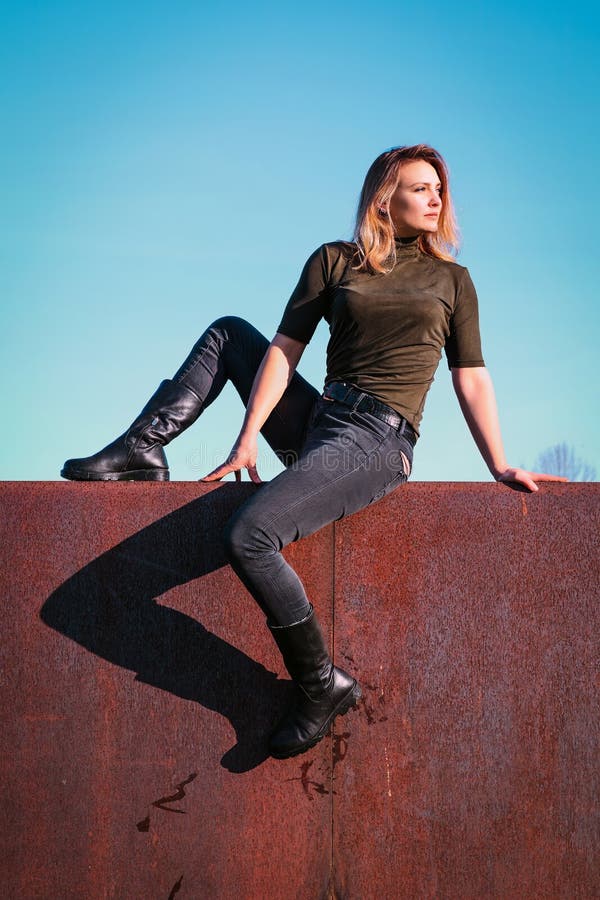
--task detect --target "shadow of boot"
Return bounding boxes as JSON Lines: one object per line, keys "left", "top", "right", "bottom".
{"left": 40, "top": 487, "right": 291, "bottom": 773}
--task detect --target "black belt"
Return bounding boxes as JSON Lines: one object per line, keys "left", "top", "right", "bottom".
{"left": 322, "top": 381, "right": 417, "bottom": 446}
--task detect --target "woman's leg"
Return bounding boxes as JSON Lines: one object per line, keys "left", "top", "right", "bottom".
{"left": 223, "top": 399, "right": 413, "bottom": 757}
{"left": 223, "top": 399, "right": 413, "bottom": 625}
{"left": 61, "top": 316, "right": 319, "bottom": 480}
{"left": 172, "top": 315, "right": 319, "bottom": 464}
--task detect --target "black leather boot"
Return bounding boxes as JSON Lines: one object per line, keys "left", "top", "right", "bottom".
{"left": 267, "top": 604, "right": 361, "bottom": 759}
{"left": 61, "top": 379, "right": 203, "bottom": 481}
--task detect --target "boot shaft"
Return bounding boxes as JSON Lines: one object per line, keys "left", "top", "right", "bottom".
{"left": 132, "top": 379, "right": 203, "bottom": 448}
{"left": 268, "top": 605, "right": 334, "bottom": 696}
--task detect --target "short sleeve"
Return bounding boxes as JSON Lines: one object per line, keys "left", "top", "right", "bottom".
{"left": 276, "top": 244, "right": 332, "bottom": 345}
{"left": 444, "top": 266, "right": 485, "bottom": 369}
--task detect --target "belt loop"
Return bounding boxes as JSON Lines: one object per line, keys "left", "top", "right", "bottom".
{"left": 341, "top": 383, "right": 355, "bottom": 406}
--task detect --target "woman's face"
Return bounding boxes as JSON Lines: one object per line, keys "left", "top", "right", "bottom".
{"left": 387, "top": 160, "right": 442, "bottom": 237}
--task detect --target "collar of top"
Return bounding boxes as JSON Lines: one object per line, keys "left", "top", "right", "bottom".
{"left": 393, "top": 233, "right": 421, "bottom": 259}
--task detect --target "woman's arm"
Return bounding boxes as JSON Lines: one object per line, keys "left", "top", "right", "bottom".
{"left": 451, "top": 366, "right": 568, "bottom": 492}
{"left": 200, "top": 333, "right": 306, "bottom": 484}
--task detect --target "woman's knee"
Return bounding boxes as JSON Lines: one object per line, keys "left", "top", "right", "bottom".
{"left": 222, "top": 506, "right": 276, "bottom": 565}
{"left": 208, "top": 315, "right": 253, "bottom": 337}
{"left": 222, "top": 511, "right": 244, "bottom": 564}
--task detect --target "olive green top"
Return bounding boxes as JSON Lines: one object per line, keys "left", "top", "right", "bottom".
{"left": 277, "top": 235, "right": 485, "bottom": 435}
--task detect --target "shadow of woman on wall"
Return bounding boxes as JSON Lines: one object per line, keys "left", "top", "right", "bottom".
{"left": 40, "top": 484, "right": 294, "bottom": 774}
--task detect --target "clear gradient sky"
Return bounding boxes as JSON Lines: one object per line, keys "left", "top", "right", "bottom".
{"left": 1, "top": 1, "right": 598, "bottom": 482}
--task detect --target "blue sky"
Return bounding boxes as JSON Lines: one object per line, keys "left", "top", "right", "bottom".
{"left": 1, "top": 1, "right": 598, "bottom": 482}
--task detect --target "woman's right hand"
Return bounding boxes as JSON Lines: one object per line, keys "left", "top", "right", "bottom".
{"left": 199, "top": 433, "right": 262, "bottom": 484}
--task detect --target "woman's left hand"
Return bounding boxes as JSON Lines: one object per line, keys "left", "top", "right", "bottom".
{"left": 495, "top": 467, "right": 569, "bottom": 492}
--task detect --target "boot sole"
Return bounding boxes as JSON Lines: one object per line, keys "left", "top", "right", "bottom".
{"left": 60, "top": 467, "right": 170, "bottom": 482}
{"left": 270, "top": 681, "right": 362, "bottom": 760}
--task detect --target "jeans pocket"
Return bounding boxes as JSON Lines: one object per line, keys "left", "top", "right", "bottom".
{"left": 367, "top": 433, "right": 412, "bottom": 504}
{"left": 400, "top": 449, "right": 411, "bottom": 478}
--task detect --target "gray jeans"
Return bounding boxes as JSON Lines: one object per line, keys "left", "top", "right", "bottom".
{"left": 173, "top": 316, "right": 414, "bottom": 625}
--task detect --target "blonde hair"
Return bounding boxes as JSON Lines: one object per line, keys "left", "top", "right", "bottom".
{"left": 351, "top": 144, "right": 460, "bottom": 274}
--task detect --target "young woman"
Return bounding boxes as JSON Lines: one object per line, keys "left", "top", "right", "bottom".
{"left": 61, "top": 144, "right": 565, "bottom": 759}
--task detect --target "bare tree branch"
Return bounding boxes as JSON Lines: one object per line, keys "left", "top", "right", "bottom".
{"left": 533, "top": 442, "right": 597, "bottom": 481}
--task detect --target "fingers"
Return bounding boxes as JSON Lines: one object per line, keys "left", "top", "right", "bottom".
{"left": 530, "top": 472, "right": 570, "bottom": 482}
{"left": 199, "top": 461, "right": 262, "bottom": 484}
{"left": 516, "top": 470, "right": 569, "bottom": 488}
{"left": 496, "top": 468, "right": 534, "bottom": 492}
{"left": 498, "top": 467, "right": 569, "bottom": 493}
{"left": 199, "top": 462, "right": 231, "bottom": 483}
{"left": 522, "top": 477, "right": 539, "bottom": 493}
{"left": 247, "top": 464, "right": 262, "bottom": 485}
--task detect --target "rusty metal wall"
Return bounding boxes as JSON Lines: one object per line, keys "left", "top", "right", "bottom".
{"left": 332, "top": 483, "right": 600, "bottom": 899}
{"left": 1, "top": 481, "right": 598, "bottom": 899}
{"left": 2, "top": 482, "right": 334, "bottom": 900}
